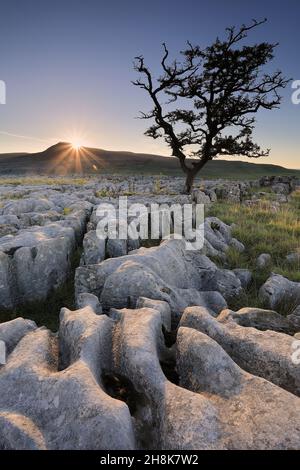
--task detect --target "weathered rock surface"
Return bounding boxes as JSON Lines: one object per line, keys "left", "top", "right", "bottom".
{"left": 75, "top": 292, "right": 103, "bottom": 314}
{"left": 0, "top": 308, "right": 135, "bottom": 449}
{"left": 0, "top": 224, "right": 76, "bottom": 307}
{"left": 191, "top": 190, "right": 212, "bottom": 205}
{"left": 0, "top": 317, "right": 37, "bottom": 355}
{"left": 256, "top": 253, "right": 272, "bottom": 269}
{"left": 203, "top": 217, "right": 244, "bottom": 259}
{"left": 0, "top": 215, "right": 20, "bottom": 237}
{"left": 1, "top": 198, "right": 56, "bottom": 216}
{"left": 0, "top": 175, "right": 299, "bottom": 450}
{"left": 75, "top": 237, "right": 243, "bottom": 321}
{"left": 136, "top": 296, "right": 171, "bottom": 330}
{"left": 271, "top": 183, "right": 290, "bottom": 195}
{"left": 0, "top": 300, "right": 299, "bottom": 449}
{"left": 180, "top": 306, "right": 300, "bottom": 396}
{"left": 233, "top": 269, "right": 252, "bottom": 288}
{"left": 0, "top": 412, "right": 47, "bottom": 450}
{"left": 287, "top": 306, "right": 300, "bottom": 330}
{"left": 177, "top": 327, "right": 300, "bottom": 449}
{"left": 286, "top": 252, "right": 300, "bottom": 265}
{"left": 259, "top": 273, "right": 300, "bottom": 310}
{"left": 213, "top": 182, "right": 250, "bottom": 203}
{"left": 0, "top": 191, "right": 92, "bottom": 308}
{"left": 80, "top": 230, "right": 106, "bottom": 266}
{"left": 218, "top": 307, "right": 299, "bottom": 334}
{"left": 112, "top": 305, "right": 300, "bottom": 449}
{"left": 259, "top": 175, "right": 299, "bottom": 193}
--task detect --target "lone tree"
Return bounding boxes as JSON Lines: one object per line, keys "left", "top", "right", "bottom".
{"left": 133, "top": 19, "right": 289, "bottom": 193}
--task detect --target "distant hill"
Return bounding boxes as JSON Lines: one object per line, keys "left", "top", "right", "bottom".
{"left": 0, "top": 142, "right": 299, "bottom": 180}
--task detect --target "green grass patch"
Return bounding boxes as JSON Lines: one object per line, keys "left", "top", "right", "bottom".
{"left": 63, "top": 207, "right": 73, "bottom": 216}
{"left": 207, "top": 190, "right": 300, "bottom": 313}
{"left": 95, "top": 188, "right": 117, "bottom": 198}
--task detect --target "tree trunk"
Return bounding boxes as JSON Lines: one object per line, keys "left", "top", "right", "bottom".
{"left": 184, "top": 170, "right": 196, "bottom": 194}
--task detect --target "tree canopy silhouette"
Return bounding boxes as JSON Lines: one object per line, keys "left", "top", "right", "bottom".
{"left": 133, "top": 19, "right": 289, "bottom": 193}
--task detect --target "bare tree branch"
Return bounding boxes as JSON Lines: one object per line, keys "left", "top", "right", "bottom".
{"left": 133, "top": 19, "right": 290, "bottom": 193}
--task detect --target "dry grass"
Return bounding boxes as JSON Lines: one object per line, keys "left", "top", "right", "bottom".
{"left": 0, "top": 176, "right": 88, "bottom": 186}
{"left": 207, "top": 190, "right": 300, "bottom": 313}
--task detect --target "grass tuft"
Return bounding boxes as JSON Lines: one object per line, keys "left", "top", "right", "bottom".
{"left": 207, "top": 189, "right": 300, "bottom": 314}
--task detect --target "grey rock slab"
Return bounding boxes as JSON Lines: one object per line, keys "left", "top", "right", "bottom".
{"left": 0, "top": 317, "right": 37, "bottom": 356}
{"left": 0, "top": 215, "right": 20, "bottom": 227}
{"left": 176, "top": 326, "right": 300, "bottom": 449}
{"left": 80, "top": 230, "right": 106, "bottom": 266}
{"left": 75, "top": 237, "right": 239, "bottom": 321}
{"left": 19, "top": 211, "right": 62, "bottom": 227}
{"left": 233, "top": 269, "right": 252, "bottom": 288}
{"left": 286, "top": 252, "right": 300, "bottom": 265}
{"left": 0, "top": 412, "right": 46, "bottom": 450}
{"left": 218, "top": 307, "right": 299, "bottom": 334}
{"left": 13, "top": 236, "right": 74, "bottom": 304}
{"left": 0, "top": 222, "right": 76, "bottom": 307}
{"left": 136, "top": 297, "right": 171, "bottom": 330}
{"left": 256, "top": 253, "right": 272, "bottom": 269}
{"left": 106, "top": 238, "right": 128, "bottom": 258}
{"left": 110, "top": 307, "right": 224, "bottom": 449}
{"left": 287, "top": 305, "right": 300, "bottom": 330}
{"left": 180, "top": 306, "right": 300, "bottom": 396}
{"left": 75, "top": 293, "right": 103, "bottom": 315}
{"left": 0, "top": 314, "right": 135, "bottom": 449}
{"left": 75, "top": 239, "right": 229, "bottom": 321}
{"left": 2, "top": 198, "right": 56, "bottom": 216}
{"left": 271, "top": 183, "right": 290, "bottom": 195}
{"left": 0, "top": 223, "right": 75, "bottom": 253}
{"left": 0, "top": 251, "right": 14, "bottom": 309}
{"left": 259, "top": 273, "right": 300, "bottom": 310}
{"left": 191, "top": 190, "right": 211, "bottom": 204}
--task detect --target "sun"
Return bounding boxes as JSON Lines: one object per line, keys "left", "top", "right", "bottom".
{"left": 71, "top": 140, "right": 82, "bottom": 150}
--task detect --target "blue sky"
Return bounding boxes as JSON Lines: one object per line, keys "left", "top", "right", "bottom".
{"left": 0, "top": 0, "right": 299, "bottom": 168}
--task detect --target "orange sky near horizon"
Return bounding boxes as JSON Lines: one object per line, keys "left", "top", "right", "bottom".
{"left": 0, "top": 129, "right": 298, "bottom": 170}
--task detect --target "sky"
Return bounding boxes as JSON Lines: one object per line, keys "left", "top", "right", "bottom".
{"left": 0, "top": 0, "right": 299, "bottom": 168}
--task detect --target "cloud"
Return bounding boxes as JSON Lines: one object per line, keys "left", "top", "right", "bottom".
{"left": 0, "top": 131, "right": 54, "bottom": 143}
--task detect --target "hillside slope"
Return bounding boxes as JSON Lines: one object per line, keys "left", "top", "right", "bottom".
{"left": 0, "top": 142, "right": 299, "bottom": 180}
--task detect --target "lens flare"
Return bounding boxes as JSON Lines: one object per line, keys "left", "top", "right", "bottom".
{"left": 71, "top": 140, "right": 82, "bottom": 150}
